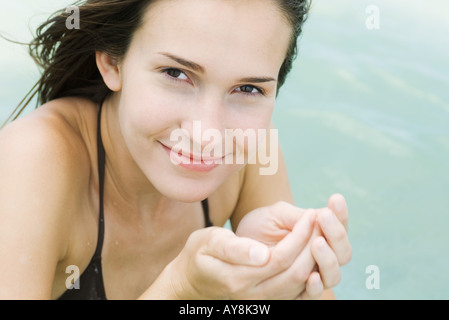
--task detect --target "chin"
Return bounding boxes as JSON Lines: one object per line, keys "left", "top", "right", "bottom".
{"left": 146, "top": 165, "right": 231, "bottom": 203}
{"left": 155, "top": 178, "right": 218, "bottom": 203}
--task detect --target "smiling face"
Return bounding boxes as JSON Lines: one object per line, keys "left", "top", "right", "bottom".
{"left": 105, "top": 0, "right": 292, "bottom": 202}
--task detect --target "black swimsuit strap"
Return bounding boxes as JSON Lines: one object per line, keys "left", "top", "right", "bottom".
{"left": 58, "top": 99, "right": 108, "bottom": 300}
{"left": 94, "top": 99, "right": 106, "bottom": 259}
{"left": 202, "top": 198, "right": 213, "bottom": 227}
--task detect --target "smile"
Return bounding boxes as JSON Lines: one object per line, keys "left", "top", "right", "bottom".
{"left": 159, "top": 142, "right": 223, "bottom": 173}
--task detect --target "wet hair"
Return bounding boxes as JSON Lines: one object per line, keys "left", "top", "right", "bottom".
{"left": 2, "top": 0, "right": 311, "bottom": 127}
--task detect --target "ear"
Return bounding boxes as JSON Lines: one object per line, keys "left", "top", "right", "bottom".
{"left": 96, "top": 51, "right": 122, "bottom": 92}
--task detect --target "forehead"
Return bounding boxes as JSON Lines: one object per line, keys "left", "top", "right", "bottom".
{"left": 131, "top": 0, "right": 292, "bottom": 74}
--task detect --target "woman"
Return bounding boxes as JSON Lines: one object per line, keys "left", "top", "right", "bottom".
{"left": 0, "top": 0, "right": 352, "bottom": 300}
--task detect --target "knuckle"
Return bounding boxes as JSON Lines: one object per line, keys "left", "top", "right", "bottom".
{"left": 334, "top": 227, "right": 348, "bottom": 243}
{"left": 204, "top": 231, "right": 219, "bottom": 250}
{"left": 184, "top": 229, "right": 203, "bottom": 253}
{"left": 192, "top": 252, "right": 205, "bottom": 273}
{"left": 207, "top": 227, "right": 227, "bottom": 245}
{"left": 186, "top": 229, "right": 201, "bottom": 244}
{"left": 303, "top": 208, "right": 314, "bottom": 216}
{"left": 291, "top": 267, "right": 310, "bottom": 284}
{"left": 270, "top": 201, "right": 293, "bottom": 213}
{"left": 272, "top": 250, "right": 293, "bottom": 270}
{"left": 222, "top": 238, "right": 239, "bottom": 260}
{"left": 273, "top": 200, "right": 289, "bottom": 208}
{"left": 224, "top": 277, "right": 248, "bottom": 297}
{"left": 324, "top": 208, "right": 337, "bottom": 223}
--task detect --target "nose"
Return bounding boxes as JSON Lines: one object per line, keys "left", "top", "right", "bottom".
{"left": 180, "top": 92, "right": 227, "bottom": 155}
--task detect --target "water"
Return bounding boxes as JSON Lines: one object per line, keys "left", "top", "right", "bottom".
{"left": 274, "top": 0, "right": 449, "bottom": 299}
{"left": 1, "top": 0, "right": 449, "bottom": 300}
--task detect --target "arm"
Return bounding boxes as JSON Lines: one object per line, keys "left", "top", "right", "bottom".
{"left": 0, "top": 115, "right": 83, "bottom": 299}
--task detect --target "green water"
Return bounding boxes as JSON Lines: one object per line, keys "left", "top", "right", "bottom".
{"left": 274, "top": 0, "right": 449, "bottom": 299}
{"left": 1, "top": 0, "right": 449, "bottom": 300}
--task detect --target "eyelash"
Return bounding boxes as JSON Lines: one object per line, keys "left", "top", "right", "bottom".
{"left": 161, "top": 68, "right": 265, "bottom": 97}
{"left": 162, "top": 68, "right": 190, "bottom": 83}
{"left": 236, "top": 85, "right": 265, "bottom": 97}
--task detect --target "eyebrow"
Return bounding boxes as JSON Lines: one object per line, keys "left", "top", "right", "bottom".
{"left": 238, "top": 77, "right": 277, "bottom": 84}
{"left": 157, "top": 52, "right": 277, "bottom": 84}
{"left": 158, "top": 52, "right": 205, "bottom": 73}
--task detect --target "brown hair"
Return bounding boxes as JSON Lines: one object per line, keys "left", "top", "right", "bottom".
{"left": 1, "top": 0, "right": 311, "bottom": 128}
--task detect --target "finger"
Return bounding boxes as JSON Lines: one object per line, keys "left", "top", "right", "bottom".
{"left": 311, "top": 237, "right": 341, "bottom": 289}
{"left": 317, "top": 208, "right": 352, "bottom": 266}
{"left": 267, "top": 210, "right": 315, "bottom": 273}
{"left": 327, "top": 193, "right": 348, "bottom": 230}
{"left": 203, "top": 227, "right": 271, "bottom": 266}
{"left": 255, "top": 214, "right": 318, "bottom": 299}
{"left": 297, "top": 272, "right": 324, "bottom": 300}
{"left": 270, "top": 201, "right": 307, "bottom": 232}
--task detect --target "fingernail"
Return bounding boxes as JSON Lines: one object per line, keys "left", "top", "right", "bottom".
{"left": 249, "top": 245, "right": 269, "bottom": 265}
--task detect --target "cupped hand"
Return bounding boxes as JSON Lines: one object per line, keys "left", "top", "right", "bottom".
{"left": 236, "top": 194, "right": 352, "bottom": 298}
{"left": 163, "top": 210, "right": 317, "bottom": 300}
{"left": 159, "top": 194, "right": 351, "bottom": 300}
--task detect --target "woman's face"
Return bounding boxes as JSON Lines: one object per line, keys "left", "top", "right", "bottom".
{"left": 115, "top": 0, "right": 291, "bottom": 202}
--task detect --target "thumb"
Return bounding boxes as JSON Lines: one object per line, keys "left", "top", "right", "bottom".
{"left": 204, "top": 227, "right": 271, "bottom": 267}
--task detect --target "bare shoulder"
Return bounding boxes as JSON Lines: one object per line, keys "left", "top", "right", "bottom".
{"left": 0, "top": 97, "right": 97, "bottom": 185}
{"left": 0, "top": 97, "right": 97, "bottom": 298}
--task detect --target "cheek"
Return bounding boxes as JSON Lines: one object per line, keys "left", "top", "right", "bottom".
{"left": 117, "top": 59, "right": 185, "bottom": 138}
{"left": 226, "top": 101, "right": 275, "bottom": 160}
{"left": 118, "top": 83, "right": 181, "bottom": 139}
{"left": 230, "top": 98, "right": 275, "bottom": 129}
{"left": 228, "top": 95, "right": 275, "bottom": 130}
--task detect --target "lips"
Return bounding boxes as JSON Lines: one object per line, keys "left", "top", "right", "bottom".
{"left": 159, "top": 142, "right": 224, "bottom": 172}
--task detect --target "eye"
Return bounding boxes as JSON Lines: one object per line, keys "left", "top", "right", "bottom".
{"left": 163, "top": 68, "right": 189, "bottom": 81}
{"left": 235, "top": 85, "right": 264, "bottom": 96}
